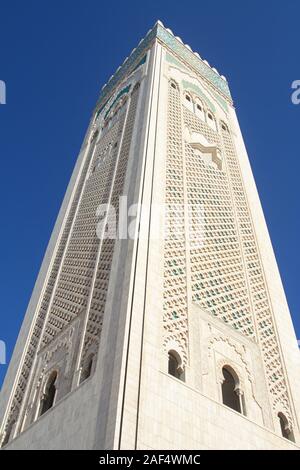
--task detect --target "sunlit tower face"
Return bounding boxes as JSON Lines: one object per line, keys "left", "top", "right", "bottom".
{"left": 1, "top": 22, "right": 299, "bottom": 450}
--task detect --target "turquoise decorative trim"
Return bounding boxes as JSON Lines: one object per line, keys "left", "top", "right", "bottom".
{"left": 96, "top": 99, "right": 109, "bottom": 119}
{"left": 95, "top": 28, "right": 156, "bottom": 110}
{"left": 102, "top": 84, "right": 131, "bottom": 119}
{"left": 156, "top": 24, "right": 231, "bottom": 100}
{"left": 94, "top": 23, "right": 231, "bottom": 117}
{"left": 165, "top": 52, "right": 188, "bottom": 72}
{"left": 132, "top": 54, "right": 147, "bottom": 72}
{"left": 167, "top": 53, "right": 229, "bottom": 113}
{"left": 210, "top": 90, "right": 229, "bottom": 113}
{"left": 182, "top": 80, "right": 216, "bottom": 113}
{"left": 96, "top": 56, "right": 146, "bottom": 119}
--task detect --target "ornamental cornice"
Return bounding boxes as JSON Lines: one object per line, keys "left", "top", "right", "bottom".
{"left": 94, "top": 21, "right": 232, "bottom": 118}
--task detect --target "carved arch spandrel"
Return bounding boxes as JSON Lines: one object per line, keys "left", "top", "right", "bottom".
{"left": 203, "top": 333, "right": 251, "bottom": 380}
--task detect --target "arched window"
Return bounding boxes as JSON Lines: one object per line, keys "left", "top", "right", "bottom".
{"left": 221, "top": 367, "right": 242, "bottom": 414}
{"left": 278, "top": 413, "right": 295, "bottom": 442}
{"left": 80, "top": 355, "right": 94, "bottom": 383}
{"left": 206, "top": 111, "right": 217, "bottom": 131}
{"left": 40, "top": 371, "right": 57, "bottom": 416}
{"left": 183, "top": 92, "right": 193, "bottom": 112}
{"left": 221, "top": 121, "right": 229, "bottom": 132}
{"left": 132, "top": 82, "right": 140, "bottom": 93}
{"left": 168, "top": 350, "right": 185, "bottom": 381}
{"left": 195, "top": 99, "right": 205, "bottom": 121}
{"left": 170, "top": 80, "right": 178, "bottom": 90}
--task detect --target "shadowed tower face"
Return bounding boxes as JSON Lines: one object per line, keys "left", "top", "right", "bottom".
{"left": 1, "top": 21, "right": 300, "bottom": 450}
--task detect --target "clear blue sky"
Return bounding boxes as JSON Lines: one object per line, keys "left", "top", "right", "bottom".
{"left": 0, "top": 0, "right": 299, "bottom": 388}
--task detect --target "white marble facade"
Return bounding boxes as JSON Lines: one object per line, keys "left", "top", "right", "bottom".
{"left": 0, "top": 22, "right": 299, "bottom": 450}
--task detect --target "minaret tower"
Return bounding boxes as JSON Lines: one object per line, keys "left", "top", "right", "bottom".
{"left": 1, "top": 22, "right": 299, "bottom": 450}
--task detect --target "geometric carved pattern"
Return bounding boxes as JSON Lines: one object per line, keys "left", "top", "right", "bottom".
{"left": 183, "top": 106, "right": 256, "bottom": 339}
{"left": 1, "top": 24, "right": 295, "bottom": 445}
{"left": 157, "top": 24, "right": 231, "bottom": 100}
{"left": 0, "top": 135, "right": 97, "bottom": 445}
{"left": 1, "top": 82, "right": 140, "bottom": 446}
{"left": 208, "top": 335, "right": 251, "bottom": 385}
{"left": 40, "top": 120, "right": 122, "bottom": 347}
{"left": 164, "top": 76, "right": 294, "bottom": 429}
{"left": 163, "top": 82, "right": 189, "bottom": 366}
{"left": 79, "top": 84, "right": 140, "bottom": 365}
{"left": 221, "top": 128, "right": 293, "bottom": 426}
{"left": 96, "top": 22, "right": 231, "bottom": 116}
